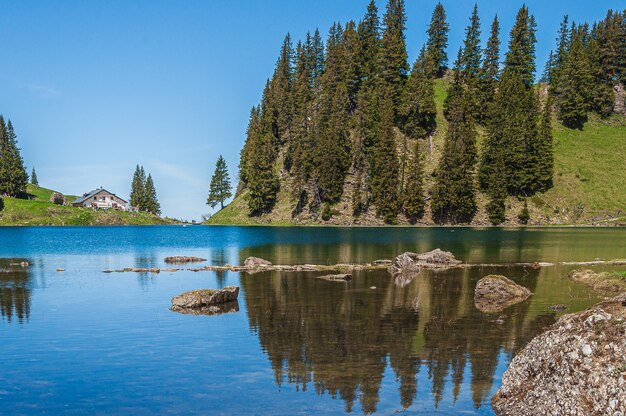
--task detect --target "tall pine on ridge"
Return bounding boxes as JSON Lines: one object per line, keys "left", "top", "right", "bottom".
{"left": 207, "top": 155, "right": 232, "bottom": 210}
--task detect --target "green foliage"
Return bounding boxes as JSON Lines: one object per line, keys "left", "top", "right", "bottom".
{"left": 30, "top": 167, "right": 38, "bottom": 186}
{"left": 477, "top": 15, "right": 500, "bottom": 124}
{"left": 486, "top": 152, "right": 507, "bottom": 225}
{"left": 0, "top": 196, "right": 4, "bottom": 212}
{"left": 379, "top": 0, "right": 409, "bottom": 115}
{"left": 247, "top": 133, "right": 279, "bottom": 215}
{"left": 207, "top": 155, "right": 232, "bottom": 209}
{"left": 426, "top": 2, "right": 449, "bottom": 77}
{"left": 0, "top": 117, "right": 29, "bottom": 197}
{"left": 518, "top": 200, "right": 530, "bottom": 224}
{"left": 143, "top": 174, "right": 161, "bottom": 215}
{"left": 130, "top": 165, "right": 146, "bottom": 210}
{"left": 403, "top": 140, "right": 425, "bottom": 222}
{"left": 400, "top": 47, "right": 437, "bottom": 139}
{"left": 321, "top": 203, "right": 332, "bottom": 221}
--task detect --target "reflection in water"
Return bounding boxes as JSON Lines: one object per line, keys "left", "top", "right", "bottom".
{"left": 0, "top": 259, "right": 32, "bottom": 323}
{"left": 243, "top": 266, "right": 558, "bottom": 413}
{"left": 169, "top": 300, "right": 240, "bottom": 316}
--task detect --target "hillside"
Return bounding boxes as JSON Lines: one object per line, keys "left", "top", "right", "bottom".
{"left": 0, "top": 185, "right": 174, "bottom": 226}
{"left": 209, "top": 79, "right": 626, "bottom": 226}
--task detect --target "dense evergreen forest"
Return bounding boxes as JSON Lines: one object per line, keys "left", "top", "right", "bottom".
{"left": 234, "top": 1, "right": 626, "bottom": 225}
{"left": 0, "top": 115, "right": 29, "bottom": 210}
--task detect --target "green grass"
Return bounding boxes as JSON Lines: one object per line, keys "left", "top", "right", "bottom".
{"left": 209, "top": 79, "right": 626, "bottom": 226}
{"left": 0, "top": 184, "right": 173, "bottom": 226}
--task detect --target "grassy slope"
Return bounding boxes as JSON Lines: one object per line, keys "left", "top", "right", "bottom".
{"left": 0, "top": 184, "right": 173, "bottom": 226}
{"left": 209, "top": 79, "right": 626, "bottom": 226}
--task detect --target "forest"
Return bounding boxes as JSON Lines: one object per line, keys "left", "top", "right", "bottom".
{"left": 234, "top": 1, "right": 626, "bottom": 225}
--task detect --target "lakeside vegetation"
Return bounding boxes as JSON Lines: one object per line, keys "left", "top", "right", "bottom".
{"left": 0, "top": 185, "right": 173, "bottom": 226}
{"left": 215, "top": 1, "right": 626, "bottom": 226}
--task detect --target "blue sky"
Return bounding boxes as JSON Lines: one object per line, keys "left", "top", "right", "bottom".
{"left": 1, "top": 0, "right": 623, "bottom": 220}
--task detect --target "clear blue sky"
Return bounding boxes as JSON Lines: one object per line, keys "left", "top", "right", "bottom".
{"left": 1, "top": 0, "right": 623, "bottom": 220}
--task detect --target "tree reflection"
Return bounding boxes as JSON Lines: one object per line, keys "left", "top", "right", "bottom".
{"left": 242, "top": 265, "right": 555, "bottom": 413}
{"left": 0, "top": 259, "right": 32, "bottom": 324}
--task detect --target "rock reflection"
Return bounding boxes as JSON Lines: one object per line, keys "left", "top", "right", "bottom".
{"left": 242, "top": 266, "right": 554, "bottom": 413}
{"left": 0, "top": 258, "right": 32, "bottom": 323}
{"left": 170, "top": 300, "right": 240, "bottom": 316}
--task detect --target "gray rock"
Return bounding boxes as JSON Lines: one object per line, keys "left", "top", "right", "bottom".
{"left": 164, "top": 256, "right": 207, "bottom": 264}
{"left": 171, "top": 300, "right": 239, "bottom": 316}
{"left": 50, "top": 192, "right": 65, "bottom": 205}
{"left": 388, "top": 249, "right": 462, "bottom": 275}
{"left": 243, "top": 257, "right": 272, "bottom": 268}
{"left": 549, "top": 304, "right": 567, "bottom": 311}
{"left": 474, "top": 275, "right": 532, "bottom": 313}
{"left": 492, "top": 293, "right": 626, "bottom": 416}
{"left": 170, "top": 286, "right": 239, "bottom": 311}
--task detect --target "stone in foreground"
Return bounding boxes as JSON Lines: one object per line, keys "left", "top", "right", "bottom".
{"left": 243, "top": 257, "right": 272, "bottom": 268}
{"left": 171, "top": 300, "right": 240, "bottom": 316}
{"left": 492, "top": 293, "right": 626, "bottom": 416}
{"left": 388, "top": 249, "right": 462, "bottom": 274}
{"left": 164, "top": 256, "right": 207, "bottom": 264}
{"left": 315, "top": 273, "right": 352, "bottom": 282}
{"left": 474, "top": 275, "right": 532, "bottom": 313}
{"left": 170, "top": 286, "right": 239, "bottom": 311}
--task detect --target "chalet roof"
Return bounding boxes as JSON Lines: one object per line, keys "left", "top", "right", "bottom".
{"left": 72, "top": 187, "right": 128, "bottom": 204}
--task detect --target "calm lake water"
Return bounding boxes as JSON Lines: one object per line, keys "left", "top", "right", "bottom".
{"left": 1, "top": 226, "right": 625, "bottom": 415}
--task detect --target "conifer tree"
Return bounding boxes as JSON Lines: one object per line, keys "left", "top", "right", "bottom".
{"left": 379, "top": 0, "right": 409, "bottom": 115}
{"left": 403, "top": 140, "right": 425, "bottom": 222}
{"left": 247, "top": 133, "right": 279, "bottom": 215}
{"left": 369, "top": 93, "right": 399, "bottom": 223}
{"left": 485, "top": 151, "right": 507, "bottom": 225}
{"left": 0, "top": 119, "right": 29, "bottom": 197}
{"left": 458, "top": 4, "right": 482, "bottom": 118}
{"left": 130, "top": 165, "right": 145, "bottom": 210}
{"left": 549, "top": 15, "right": 570, "bottom": 98}
{"left": 358, "top": 0, "right": 380, "bottom": 87}
{"left": 144, "top": 174, "right": 161, "bottom": 215}
{"left": 400, "top": 47, "right": 437, "bottom": 140}
{"left": 426, "top": 2, "right": 449, "bottom": 77}
{"left": 536, "top": 96, "right": 554, "bottom": 191}
{"left": 518, "top": 200, "right": 530, "bottom": 224}
{"left": 431, "top": 59, "right": 477, "bottom": 224}
{"left": 30, "top": 167, "right": 38, "bottom": 186}
{"left": 477, "top": 15, "right": 500, "bottom": 124}
{"left": 271, "top": 34, "right": 294, "bottom": 144}
{"left": 207, "top": 155, "right": 232, "bottom": 210}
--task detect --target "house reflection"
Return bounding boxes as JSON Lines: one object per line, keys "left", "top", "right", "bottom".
{"left": 242, "top": 265, "right": 554, "bottom": 413}
{"left": 0, "top": 259, "right": 32, "bottom": 324}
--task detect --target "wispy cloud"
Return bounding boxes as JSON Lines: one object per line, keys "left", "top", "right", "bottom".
{"left": 21, "top": 84, "right": 61, "bottom": 99}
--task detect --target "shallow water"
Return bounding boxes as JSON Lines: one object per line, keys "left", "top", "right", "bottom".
{"left": 1, "top": 226, "right": 624, "bottom": 414}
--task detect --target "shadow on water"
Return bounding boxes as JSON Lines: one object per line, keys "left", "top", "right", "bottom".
{"left": 0, "top": 258, "right": 32, "bottom": 324}
{"left": 240, "top": 265, "right": 567, "bottom": 413}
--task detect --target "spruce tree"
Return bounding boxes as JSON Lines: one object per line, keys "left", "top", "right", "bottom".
{"left": 400, "top": 47, "right": 437, "bottom": 140}
{"left": 426, "top": 2, "right": 449, "bottom": 77}
{"left": 0, "top": 119, "right": 29, "bottom": 197}
{"left": 431, "top": 57, "right": 477, "bottom": 225}
{"left": 31, "top": 167, "right": 38, "bottom": 186}
{"left": 379, "top": 0, "right": 409, "bottom": 115}
{"left": 247, "top": 133, "right": 279, "bottom": 215}
{"left": 486, "top": 151, "right": 507, "bottom": 225}
{"left": 536, "top": 96, "right": 554, "bottom": 191}
{"left": 358, "top": 0, "right": 380, "bottom": 88}
{"left": 458, "top": 4, "right": 482, "bottom": 119}
{"left": 549, "top": 15, "right": 570, "bottom": 98}
{"left": 130, "top": 165, "right": 145, "bottom": 210}
{"left": 477, "top": 15, "right": 500, "bottom": 124}
{"left": 369, "top": 93, "right": 399, "bottom": 223}
{"left": 144, "top": 174, "right": 161, "bottom": 215}
{"left": 518, "top": 200, "right": 530, "bottom": 224}
{"left": 207, "top": 155, "right": 232, "bottom": 210}
{"left": 403, "top": 140, "right": 425, "bottom": 222}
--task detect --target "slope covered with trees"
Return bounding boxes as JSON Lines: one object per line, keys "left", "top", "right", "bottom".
{"left": 210, "top": 1, "right": 626, "bottom": 226}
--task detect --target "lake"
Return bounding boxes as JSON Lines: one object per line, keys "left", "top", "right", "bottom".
{"left": 1, "top": 226, "right": 625, "bottom": 415}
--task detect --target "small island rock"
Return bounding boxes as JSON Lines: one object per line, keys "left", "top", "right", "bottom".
{"left": 389, "top": 248, "right": 462, "bottom": 274}
{"left": 170, "top": 286, "right": 239, "bottom": 311}
{"left": 492, "top": 293, "right": 626, "bottom": 415}
{"left": 474, "top": 275, "right": 532, "bottom": 313}
{"left": 243, "top": 257, "right": 272, "bottom": 268}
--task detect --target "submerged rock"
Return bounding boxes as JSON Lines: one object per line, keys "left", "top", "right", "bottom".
{"left": 492, "top": 293, "right": 626, "bottom": 416}
{"left": 548, "top": 304, "right": 567, "bottom": 311}
{"left": 164, "top": 256, "right": 207, "bottom": 264}
{"left": 170, "top": 286, "right": 239, "bottom": 311}
{"left": 243, "top": 257, "right": 272, "bottom": 268}
{"left": 388, "top": 249, "right": 462, "bottom": 274}
{"left": 315, "top": 273, "right": 352, "bottom": 282}
{"left": 474, "top": 275, "right": 532, "bottom": 313}
{"left": 171, "top": 300, "right": 240, "bottom": 316}
{"left": 568, "top": 268, "right": 626, "bottom": 293}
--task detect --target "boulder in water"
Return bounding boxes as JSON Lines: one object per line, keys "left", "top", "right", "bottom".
{"left": 243, "top": 257, "right": 272, "bottom": 268}
{"left": 170, "top": 286, "right": 239, "bottom": 311}
{"left": 474, "top": 275, "right": 532, "bottom": 313}
{"left": 388, "top": 249, "right": 462, "bottom": 274}
{"left": 492, "top": 293, "right": 626, "bottom": 415}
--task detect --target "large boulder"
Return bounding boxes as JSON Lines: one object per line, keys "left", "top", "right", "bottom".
{"left": 474, "top": 275, "right": 532, "bottom": 313}
{"left": 50, "top": 192, "right": 65, "bottom": 205}
{"left": 492, "top": 293, "right": 626, "bottom": 415}
{"left": 388, "top": 249, "right": 462, "bottom": 274}
{"left": 243, "top": 257, "right": 272, "bottom": 268}
{"left": 170, "top": 286, "right": 239, "bottom": 311}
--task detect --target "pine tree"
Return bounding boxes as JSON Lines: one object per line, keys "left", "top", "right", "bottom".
{"left": 426, "top": 2, "right": 449, "bottom": 77}
{"left": 536, "top": 95, "right": 554, "bottom": 191}
{"left": 130, "top": 165, "right": 145, "bottom": 210}
{"left": 485, "top": 151, "right": 507, "bottom": 225}
{"left": 403, "top": 140, "right": 425, "bottom": 222}
{"left": 207, "top": 155, "right": 232, "bottom": 210}
{"left": 247, "top": 132, "right": 279, "bottom": 215}
{"left": 431, "top": 62, "right": 477, "bottom": 225}
{"left": 358, "top": 0, "right": 380, "bottom": 88}
{"left": 477, "top": 15, "right": 500, "bottom": 124}
{"left": 459, "top": 4, "right": 482, "bottom": 118}
{"left": 144, "top": 174, "right": 161, "bottom": 215}
{"left": 549, "top": 15, "right": 570, "bottom": 98}
{"left": 30, "top": 167, "right": 38, "bottom": 186}
{"left": 369, "top": 92, "right": 399, "bottom": 223}
{"left": 0, "top": 119, "right": 29, "bottom": 197}
{"left": 379, "top": 0, "right": 409, "bottom": 115}
{"left": 518, "top": 200, "right": 530, "bottom": 224}
{"left": 400, "top": 47, "right": 437, "bottom": 140}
